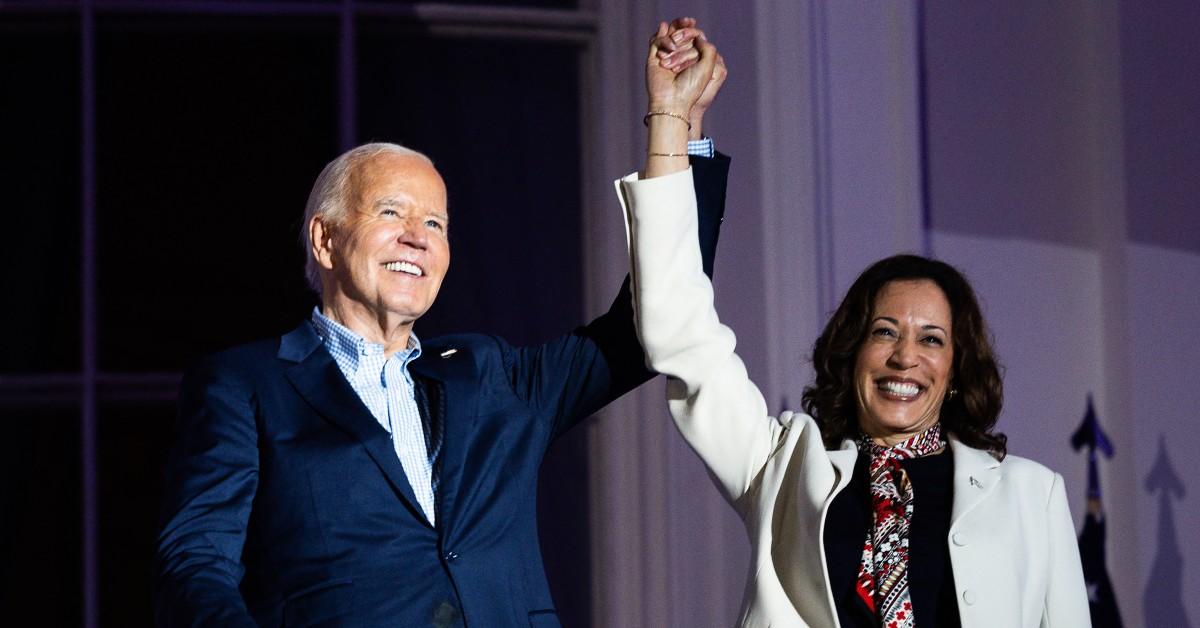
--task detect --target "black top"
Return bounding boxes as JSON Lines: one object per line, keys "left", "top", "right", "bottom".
{"left": 823, "top": 449, "right": 961, "bottom": 628}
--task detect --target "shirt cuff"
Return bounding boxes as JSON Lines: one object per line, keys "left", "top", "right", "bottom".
{"left": 687, "top": 137, "right": 715, "bottom": 159}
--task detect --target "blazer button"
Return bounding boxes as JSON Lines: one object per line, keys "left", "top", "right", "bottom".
{"left": 962, "top": 589, "right": 976, "bottom": 606}
{"left": 952, "top": 532, "right": 967, "bottom": 546}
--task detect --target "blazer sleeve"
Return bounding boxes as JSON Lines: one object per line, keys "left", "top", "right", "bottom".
{"left": 505, "top": 154, "right": 729, "bottom": 442}
{"left": 1042, "top": 472, "right": 1092, "bottom": 627}
{"left": 154, "top": 358, "right": 260, "bottom": 628}
{"left": 616, "top": 166, "right": 787, "bottom": 504}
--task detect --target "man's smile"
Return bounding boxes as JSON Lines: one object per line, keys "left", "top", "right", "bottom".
{"left": 383, "top": 260, "right": 424, "bottom": 277}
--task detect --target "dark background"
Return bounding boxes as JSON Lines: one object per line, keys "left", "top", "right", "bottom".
{"left": 1, "top": 2, "right": 595, "bottom": 626}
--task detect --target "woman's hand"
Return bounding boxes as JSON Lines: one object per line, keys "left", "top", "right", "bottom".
{"left": 644, "top": 19, "right": 719, "bottom": 178}
{"left": 651, "top": 18, "right": 728, "bottom": 140}
{"left": 646, "top": 19, "right": 718, "bottom": 118}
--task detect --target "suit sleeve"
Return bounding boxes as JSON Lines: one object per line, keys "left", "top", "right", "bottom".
{"left": 504, "top": 154, "right": 729, "bottom": 442}
{"left": 154, "top": 359, "right": 260, "bottom": 628}
{"left": 1042, "top": 473, "right": 1092, "bottom": 627}
{"left": 616, "top": 164, "right": 786, "bottom": 504}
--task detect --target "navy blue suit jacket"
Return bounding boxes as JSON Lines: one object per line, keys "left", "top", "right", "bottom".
{"left": 155, "top": 155, "right": 729, "bottom": 628}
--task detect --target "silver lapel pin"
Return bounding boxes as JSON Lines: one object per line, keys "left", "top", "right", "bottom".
{"left": 440, "top": 349, "right": 458, "bottom": 358}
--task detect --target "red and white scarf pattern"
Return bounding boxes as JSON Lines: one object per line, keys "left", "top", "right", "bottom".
{"left": 854, "top": 423, "right": 945, "bottom": 628}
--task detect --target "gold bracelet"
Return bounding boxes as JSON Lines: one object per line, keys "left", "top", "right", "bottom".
{"left": 647, "top": 151, "right": 688, "bottom": 157}
{"left": 643, "top": 110, "right": 692, "bottom": 131}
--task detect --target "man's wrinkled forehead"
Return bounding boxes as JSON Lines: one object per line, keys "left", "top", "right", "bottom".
{"left": 349, "top": 153, "right": 447, "bottom": 212}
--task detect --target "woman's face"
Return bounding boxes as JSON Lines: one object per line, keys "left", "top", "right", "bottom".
{"left": 853, "top": 279, "right": 955, "bottom": 447}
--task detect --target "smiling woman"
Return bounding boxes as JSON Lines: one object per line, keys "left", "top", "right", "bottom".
{"left": 624, "top": 192, "right": 1091, "bottom": 626}
{"left": 622, "top": 47, "right": 1090, "bottom": 620}
{"left": 804, "top": 254, "right": 1006, "bottom": 457}
{"left": 853, "top": 279, "right": 955, "bottom": 447}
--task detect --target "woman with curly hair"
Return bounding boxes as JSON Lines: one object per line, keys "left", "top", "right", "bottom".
{"left": 620, "top": 21, "right": 1089, "bottom": 627}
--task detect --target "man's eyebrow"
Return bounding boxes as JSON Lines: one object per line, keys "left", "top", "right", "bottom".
{"left": 371, "top": 198, "right": 449, "bottom": 223}
{"left": 373, "top": 197, "right": 407, "bottom": 208}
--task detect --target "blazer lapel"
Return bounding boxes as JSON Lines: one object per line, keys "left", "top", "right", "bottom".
{"left": 827, "top": 439, "right": 859, "bottom": 497}
{"left": 279, "top": 322, "right": 433, "bottom": 528}
{"left": 948, "top": 437, "right": 1002, "bottom": 528}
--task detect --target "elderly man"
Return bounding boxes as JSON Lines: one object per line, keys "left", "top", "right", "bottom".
{"left": 154, "top": 28, "right": 727, "bottom": 628}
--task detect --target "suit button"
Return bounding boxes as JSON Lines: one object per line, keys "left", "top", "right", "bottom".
{"left": 432, "top": 602, "right": 460, "bottom": 628}
{"left": 962, "top": 589, "right": 976, "bottom": 605}
{"left": 952, "top": 532, "right": 967, "bottom": 546}
{"left": 444, "top": 551, "right": 459, "bottom": 561}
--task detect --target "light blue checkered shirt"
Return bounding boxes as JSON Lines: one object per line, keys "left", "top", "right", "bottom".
{"left": 310, "top": 308, "right": 439, "bottom": 524}
{"left": 688, "top": 137, "right": 715, "bottom": 159}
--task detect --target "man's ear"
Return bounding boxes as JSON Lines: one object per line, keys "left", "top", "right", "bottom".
{"left": 310, "top": 216, "right": 336, "bottom": 271}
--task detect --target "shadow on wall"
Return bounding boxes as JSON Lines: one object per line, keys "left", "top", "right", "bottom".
{"left": 1144, "top": 435, "right": 1192, "bottom": 627}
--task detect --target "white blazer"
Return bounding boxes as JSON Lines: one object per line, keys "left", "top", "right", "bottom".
{"left": 615, "top": 168, "right": 1091, "bottom": 628}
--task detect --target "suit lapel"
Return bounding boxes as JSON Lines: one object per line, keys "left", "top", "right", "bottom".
{"left": 948, "top": 437, "right": 1002, "bottom": 528}
{"left": 410, "top": 343, "right": 478, "bottom": 532}
{"left": 279, "top": 322, "right": 433, "bottom": 528}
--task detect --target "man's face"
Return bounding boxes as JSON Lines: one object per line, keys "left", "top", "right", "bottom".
{"left": 321, "top": 153, "right": 450, "bottom": 327}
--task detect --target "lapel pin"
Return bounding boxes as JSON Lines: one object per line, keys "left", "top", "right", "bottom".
{"left": 969, "top": 476, "right": 983, "bottom": 489}
{"left": 440, "top": 349, "right": 457, "bottom": 358}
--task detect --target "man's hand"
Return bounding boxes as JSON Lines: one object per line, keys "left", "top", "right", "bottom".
{"left": 650, "top": 17, "right": 727, "bottom": 140}
{"left": 687, "top": 51, "right": 726, "bottom": 140}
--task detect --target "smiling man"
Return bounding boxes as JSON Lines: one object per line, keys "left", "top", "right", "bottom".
{"left": 154, "top": 73, "right": 728, "bottom": 628}
{"left": 307, "top": 147, "right": 450, "bottom": 361}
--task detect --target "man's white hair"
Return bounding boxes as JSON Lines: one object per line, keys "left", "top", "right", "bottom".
{"left": 302, "top": 142, "right": 433, "bottom": 294}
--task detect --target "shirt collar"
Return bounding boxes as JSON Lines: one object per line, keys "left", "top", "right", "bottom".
{"left": 310, "top": 307, "right": 423, "bottom": 376}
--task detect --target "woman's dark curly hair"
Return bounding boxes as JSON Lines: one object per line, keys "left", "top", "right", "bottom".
{"left": 801, "top": 254, "right": 1007, "bottom": 459}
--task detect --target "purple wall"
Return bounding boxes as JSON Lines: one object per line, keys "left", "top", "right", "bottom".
{"left": 1121, "top": 1, "right": 1200, "bottom": 255}
{"left": 924, "top": 1, "right": 1200, "bottom": 625}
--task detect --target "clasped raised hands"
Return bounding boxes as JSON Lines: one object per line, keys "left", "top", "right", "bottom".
{"left": 646, "top": 17, "right": 726, "bottom": 140}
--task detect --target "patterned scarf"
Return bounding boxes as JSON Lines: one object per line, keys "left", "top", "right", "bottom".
{"left": 854, "top": 423, "right": 945, "bottom": 628}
